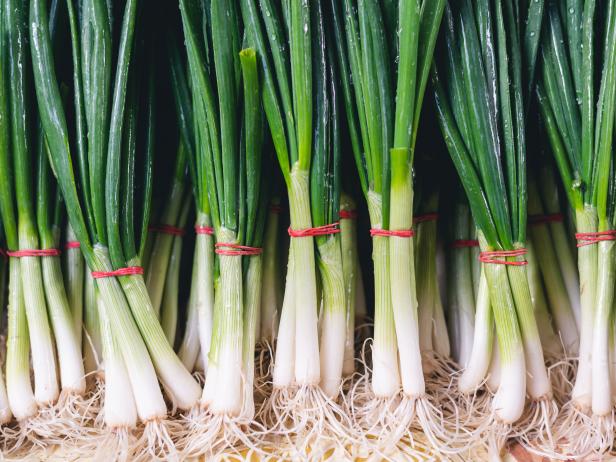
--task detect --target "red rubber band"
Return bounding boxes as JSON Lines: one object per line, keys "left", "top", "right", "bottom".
{"left": 479, "top": 249, "right": 528, "bottom": 266}
{"left": 149, "top": 224, "right": 185, "bottom": 236}
{"left": 451, "top": 239, "right": 479, "bottom": 248}
{"left": 370, "top": 228, "right": 414, "bottom": 238}
{"left": 288, "top": 223, "right": 340, "bottom": 237}
{"left": 215, "top": 243, "right": 263, "bottom": 256}
{"left": 91, "top": 266, "right": 144, "bottom": 279}
{"left": 339, "top": 209, "right": 358, "bottom": 219}
{"left": 6, "top": 248, "right": 61, "bottom": 257}
{"left": 195, "top": 225, "right": 214, "bottom": 235}
{"left": 528, "top": 213, "right": 564, "bottom": 225}
{"left": 0, "top": 249, "right": 6, "bottom": 259}
{"left": 575, "top": 230, "right": 616, "bottom": 247}
{"left": 414, "top": 213, "right": 439, "bottom": 224}
{"left": 65, "top": 241, "right": 81, "bottom": 249}
{"left": 270, "top": 204, "right": 283, "bottom": 214}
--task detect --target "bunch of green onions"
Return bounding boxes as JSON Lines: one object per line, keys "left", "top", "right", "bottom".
{"left": 0, "top": 0, "right": 614, "bottom": 460}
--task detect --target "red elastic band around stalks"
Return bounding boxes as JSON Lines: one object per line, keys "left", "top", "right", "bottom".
{"left": 414, "top": 213, "right": 439, "bottom": 224}
{"left": 91, "top": 266, "right": 144, "bottom": 279}
{"left": 528, "top": 213, "right": 564, "bottom": 225}
{"left": 270, "top": 204, "right": 282, "bottom": 214}
{"left": 194, "top": 225, "right": 214, "bottom": 235}
{"left": 479, "top": 249, "right": 528, "bottom": 266}
{"left": 6, "top": 248, "right": 61, "bottom": 257}
{"left": 370, "top": 228, "right": 414, "bottom": 238}
{"left": 65, "top": 241, "right": 81, "bottom": 249}
{"left": 0, "top": 249, "right": 6, "bottom": 258}
{"left": 149, "top": 224, "right": 185, "bottom": 236}
{"left": 452, "top": 239, "right": 479, "bottom": 248}
{"left": 339, "top": 209, "right": 358, "bottom": 219}
{"left": 215, "top": 243, "right": 263, "bottom": 256}
{"left": 288, "top": 223, "right": 340, "bottom": 237}
{"left": 575, "top": 230, "right": 616, "bottom": 247}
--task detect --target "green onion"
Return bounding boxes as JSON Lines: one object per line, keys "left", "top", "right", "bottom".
{"left": 331, "top": 0, "right": 445, "bottom": 428}
{"left": 30, "top": 0, "right": 200, "bottom": 447}
{"left": 536, "top": 0, "right": 616, "bottom": 452}
{"left": 433, "top": 0, "right": 550, "bottom": 433}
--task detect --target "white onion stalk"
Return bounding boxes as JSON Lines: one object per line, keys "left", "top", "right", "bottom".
{"left": 5, "top": 258, "right": 36, "bottom": 421}
{"left": 571, "top": 207, "right": 598, "bottom": 410}
{"left": 19, "top": 233, "right": 58, "bottom": 404}
{"left": 90, "top": 246, "right": 166, "bottom": 422}
{"left": 64, "top": 224, "right": 84, "bottom": 345}
{"left": 459, "top": 267, "right": 493, "bottom": 394}
{"left": 272, "top": 247, "right": 296, "bottom": 389}
{"left": 177, "top": 219, "right": 214, "bottom": 377}
{"left": 259, "top": 202, "right": 281, "bottom": 342}
{"left": 161, "top": 198, "right": 191, "bottom": 345}
{"left": 0, "top": 252, "right": 11, "bottom": 423}
{"left": 40, "top": 236, "right": 85, "bottom": 394}
{"left": 241, "top": 254, "right": 262, "bottom": 420}
{"left": 289, "top": 167, "right": 320, "bottom": 386}
{"left": 120, "top": 256, "right": 201, "bottom": 411}
{"left": 317, "top": 235, "right": 346, "bottom": 398}
{"left": 202, "top": 228, "right": 243, "bottom": 415}
{"left": 389, "top": 150, "right": 422, "bottom": 399}
{"left": 367, "top": 191, "right": 400, "bottom": 397}
{"left": 0, "top": 369, "right": 10, "bottom": 425}
{"left": 480, "top": 237, "right": 526, "bottom": 423}
{"left": 591, "top": 239, "right": 615, "bottom": 415}
{"left": 340, "top": 195, "right": 358, "bottom": 377}
{"left": 97, "top": 294, "right": 137, "bottom": 429}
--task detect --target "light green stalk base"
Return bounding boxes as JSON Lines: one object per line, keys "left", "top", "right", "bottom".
{"left": 91, "top": 246, "right": 166, "bottom": 421}
{"left": 288, "top": 167, "right": 319, "bottom": 385}
{"left": 196, "top": 212, "right": 215, "bottom": 373}
{"left": 528, "top": 182, "right": 578, "bottom": 355}
{"left": 64, "top": 224, "right": 84, "bottom": 345}
{"left": 19, "top": 230, "right": 58, "bottom": 404}
{"left": 5, "top": 258, "right": 36, "bottom": 420}
{"left": 161, "top": 198, "right": 191, "bottom": 346}
{"left": 317, "top": 236, "right": 346, "bottom": 398}
{"left": 260, "top": 207, "right": 281, "bottom": 341}
{"left": 340, "top": 194, "right": 358, "bottom": 377}
{"left": 178, "top": 255, "right": 201, "bottom": 371}
{"left": 241, "top": 255, "right": 262, "bottom": 419}
{"left": 145, "top": 181, "right": 185, "bottom": 316}
{"left": 571, "top": 207, "right": 598, "bottom": 409}
{"left": 83, "top": 270, "right": 101, "bottom": 375}
{"left": 525, "top": 240, "right": 563, "bottom": 359}
{"left": 539, "top": 168, "right": 580, "bottom": 325}
{"left": 367, "top": 191, "right": 400, "bottom": 397}
{"left": 415, "top": 221, "right": 435, "bottom": 365}
{"left": 120, "top": 257, "right": 201, "bottom": 411}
